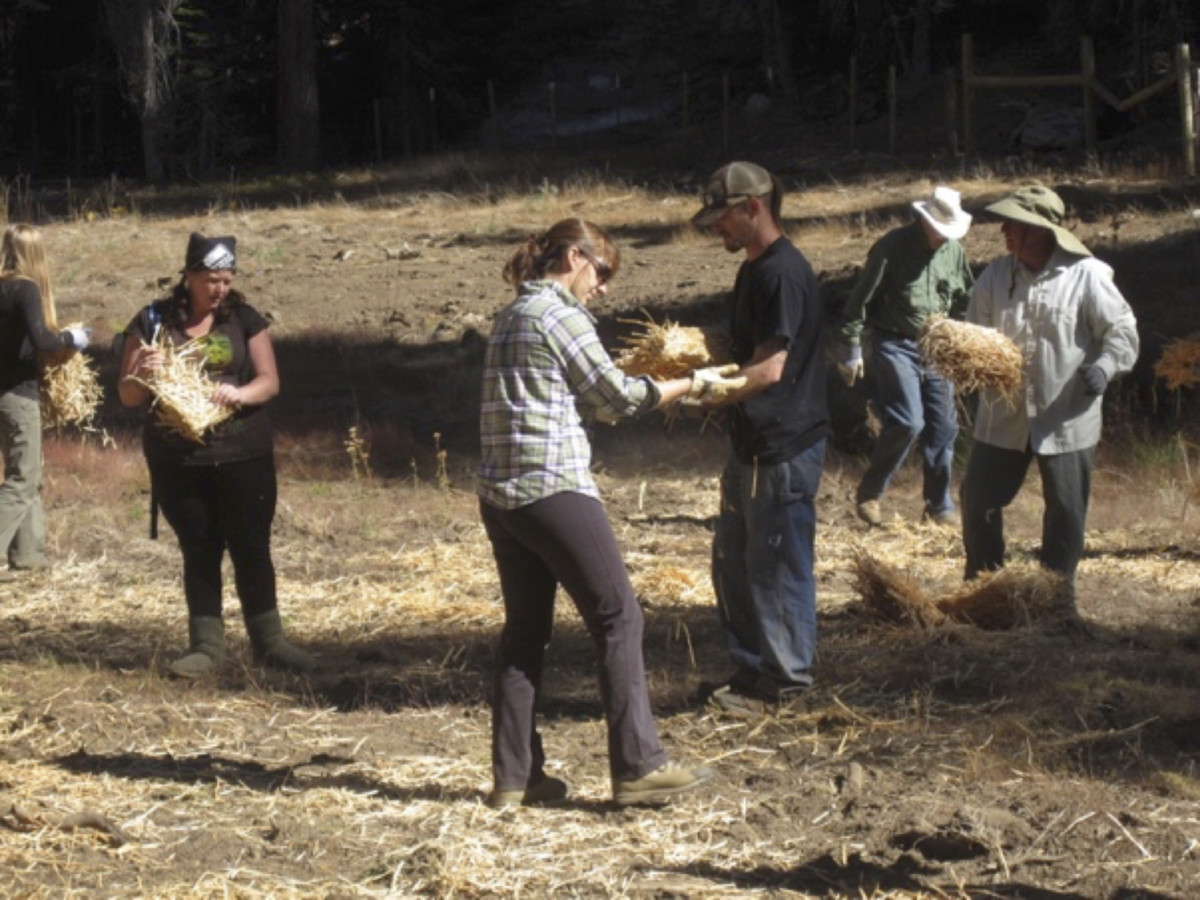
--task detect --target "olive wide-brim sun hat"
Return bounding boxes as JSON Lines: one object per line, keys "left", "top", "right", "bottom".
{"left": 984, "top": 184, "right": 1091, "bottom": 257}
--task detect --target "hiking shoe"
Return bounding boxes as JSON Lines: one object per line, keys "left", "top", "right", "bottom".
{"left": 922, "top": 507, "right": 958, "bottom": 527}
{"left": 708, "top": 683, "right": 766, "bottom": 718}
{"left": 856, "top": 500, "right": 883, "bottom": 526}
{"left": 709, "top": 682, "right": 809, "bottom": 718}
{"left": 613, "top": 761, "right": 714, "bottom": 806}
{"left": 488, "top": 775, "right": 570, "bottom": 808}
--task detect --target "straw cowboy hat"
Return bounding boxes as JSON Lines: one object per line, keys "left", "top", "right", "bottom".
{"left": 912, "top": 185, "right": 972, "bottom": 241}
{"left": 984, "top": 184, "right": 1091, "bottom": 257}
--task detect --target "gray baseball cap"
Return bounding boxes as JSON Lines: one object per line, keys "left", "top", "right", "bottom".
{"left": 692, "top": 161, "right": 774, "bottom": 226}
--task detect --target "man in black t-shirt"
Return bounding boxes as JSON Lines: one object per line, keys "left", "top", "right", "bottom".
{"left": 692, "top": 161, "right": 829, "bottom": 717}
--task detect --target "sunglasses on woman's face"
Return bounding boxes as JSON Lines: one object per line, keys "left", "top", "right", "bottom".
{"left": 578, "top": 248, "right": 612, "bottom": 285}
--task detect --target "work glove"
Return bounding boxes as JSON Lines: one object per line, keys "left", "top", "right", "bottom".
{"left": 64, "top": 327, "right": 90, "bottom": 351}
{"left": 593, "top": 407, "right": 622, "bottom": 426}
{"left": 1079, "top": 364, "right": 1108, "bottom": 396}
{"left": 837, "top": 346, "right": 863, "bottom": 387}
{"left": 687, "top": 364, "right": 746, "bottom": 404}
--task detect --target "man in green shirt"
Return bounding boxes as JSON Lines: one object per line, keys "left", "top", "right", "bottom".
{"left": 837, "top": 186, "right": 974, "bottom": 526}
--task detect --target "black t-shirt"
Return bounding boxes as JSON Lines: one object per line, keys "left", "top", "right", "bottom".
{"left": 125, "top": 300, "right": 274, "bottom": 465}
{"left": 728, "top": 237, "right": 829, "bottom": 465}
{"left": 0, "top": 277, "right": 71, "bottom": 399}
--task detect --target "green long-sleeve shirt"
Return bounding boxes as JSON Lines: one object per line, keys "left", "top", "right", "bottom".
{"left": 839, "top": 222, "right": 974, "bottom": 347}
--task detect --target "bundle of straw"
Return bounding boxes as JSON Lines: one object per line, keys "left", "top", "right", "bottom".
{"left": 39, "top": 351, "right": 103, "bottom": 431}
{"left": 614, "top": 314, "right": 731, "bottom": 380}
{"left": 133, "top": 336, "right": 235, "bottom": 443}
{"left": 937, "top": 565, "right": 1075, "bottom": 630}
{"left": 919, "top": 316, "right": 1023, "bottom": 403}
{"left": 1153, "top": 333, "right": 1200, "bottom": 391}
{"left": 852, "top": 550, "right": 946, "bottom": 628}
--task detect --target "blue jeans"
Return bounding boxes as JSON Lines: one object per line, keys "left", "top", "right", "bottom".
{"left": 712, "top": 440, "right": 825, "bottom": 696}
{"left": 858, "top": 332, "right": 957, "bottom": 516}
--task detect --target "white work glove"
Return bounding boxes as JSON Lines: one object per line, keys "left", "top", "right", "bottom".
{"left": 64, "top": 327, "right": 90, "bottom": 351}
{"left": 687, "top": 364, "right": 746, "bottom": 404}
{"left": 837, "top": 346, "right": 863, "bottom": 387}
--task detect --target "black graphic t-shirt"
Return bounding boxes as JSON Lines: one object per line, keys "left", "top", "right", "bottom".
{"left": 125, "top": 301, "right": 274, "bottom": 465}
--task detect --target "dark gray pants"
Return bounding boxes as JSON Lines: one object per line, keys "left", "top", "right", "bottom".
{"left": 961, "top": 440, "right": 1094, "bottom": 579}
{"left": 480, "top": 493, "right": 667, "bottom": 789}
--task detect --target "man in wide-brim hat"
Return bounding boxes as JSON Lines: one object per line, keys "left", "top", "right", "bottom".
{"left": 960, "top": 183, "right": 1139, "bottom": 586}
{"left": 836, "top": 185, "right": 976, "bottom": 529}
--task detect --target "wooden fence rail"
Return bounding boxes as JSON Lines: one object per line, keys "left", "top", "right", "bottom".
{"left": 962, "top": 34, "right": 1197, "bottom": 176}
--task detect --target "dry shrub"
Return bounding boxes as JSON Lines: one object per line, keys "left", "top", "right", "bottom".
{"left": 614, "top": 314, "right": 731, "bottom": 379}
{"left": 131, "top": 336, "right": 234, "bottom": 443}
{"left": 938, "top": 565, "right": 1075, "bottom": 630}
{"left": 853, "top": 550, "right": 946, "bottom": 628}
{"left": 919, "top": 315, "right": 1023, "bottom": 403}
{"left": 1153, "top": 332, "right": 1200, "bottom": 390}
{"left": 39, "top": 350, "right": 102, "bottom": 431}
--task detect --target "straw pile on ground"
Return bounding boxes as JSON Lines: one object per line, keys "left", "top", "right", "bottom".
{"left": 39, "top": 344, "right": 102, "bottom": 431}
{"left": 854, "top": 552, "right": 1075, "bottom": 630}
{"left": 919, "top": 315, "right": 1023, "bottom": 403}
{"left": 1153, "top": 332, "right": 1200, "bottom": 390}
{"left": 132, "top": 337, "right": 234, "bottom": 443}
{"left": 853, "top": 550, "right": 947, "bottom": 627}
{"left": 614, "top": 315, "right": 731, "bottom": 379}
{"left": 938, "top": 565, "right": 1076, "bottom": 629}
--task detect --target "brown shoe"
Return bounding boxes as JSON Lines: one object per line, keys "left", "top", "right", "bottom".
{"left": 613, "top": 762, "right": 714, "bottom": 806}
{"left": 488, "top": 775, "right": 570, "bottom": 808}
{"left": 856, "top": 500, "right": 883, "bottom": 526}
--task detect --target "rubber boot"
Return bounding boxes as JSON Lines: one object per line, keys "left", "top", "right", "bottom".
{"left": 245, "top": 609, "right": 316, "bottom": 674}
{"left": 168, "top": 616, "right": 226, "bottom": 678}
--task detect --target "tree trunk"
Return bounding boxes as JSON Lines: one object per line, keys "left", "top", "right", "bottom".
{"left": 136, "top": 5, "right": 164, "bottom": 183}
{"left": 758, "top": 0, "right": 798, "bottom": 107}
{"left": 911, "top": 0, "right": 933, "bottom": 83}
{"left": 103, "top": 0, "right": 178, "bottom": 183}
{"left": 277, "top": 0, "right": 320, "bottom": 171}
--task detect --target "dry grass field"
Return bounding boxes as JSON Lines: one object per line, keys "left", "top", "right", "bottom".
{"left": 2, "top": 157, "right": 1199, "bottom": 897}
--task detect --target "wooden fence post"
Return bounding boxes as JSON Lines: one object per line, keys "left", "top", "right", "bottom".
{"left": 1081, "top": 36, "right": 1097, "bottom": 157}
{"left": 944, "top": 66, "right": 958, "bottom": 155}
{"left": 372, "top": 99, "right": 383, "bottom": 163}
{"left": 429, "top": 87, "right": 438, "bottom": 153}
{"left": 962, "top": 34, "right": 975, "bottom": 158}
{"left": 548, "top": 80, "right": 557, "bottom": 152}
{"left": 722, "top": 72, "right": 730, "bottom": 155}
{"left": 1179, "top": 43, "right": 1196, "bottom": 177}
{"left": 887, "top": 64, "right": 897, "bottom": 154}
{"left": 849, "top": 56, "right": 857, "bottom": 149}
{"left": 682, "top": 71, "right": 689, "bottom": 130}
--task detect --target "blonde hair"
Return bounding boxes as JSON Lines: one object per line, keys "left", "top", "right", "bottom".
{"left": 502, "top": 218, "right": 621, "bottom": 292}
{"left": 1, "top": 224, "right": 57, "bottom": 329}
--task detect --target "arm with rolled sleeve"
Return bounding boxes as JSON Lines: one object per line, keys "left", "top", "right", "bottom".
{"left": 545, "top": 302, "right": 658, "bottom": 421}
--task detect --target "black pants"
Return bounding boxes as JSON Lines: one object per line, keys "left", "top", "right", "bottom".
{"left": 149, "top": 454, "right": 278, "bottom": 619}
{"left": 961, "top": 441, "right": 1094, "bottom": 580}
{"left": 480, "top": 492, "right": 667, "bottom": 788}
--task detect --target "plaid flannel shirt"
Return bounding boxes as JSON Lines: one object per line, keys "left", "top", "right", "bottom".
{"left": 478, "top": 280, "right": 657, "bottom": 509}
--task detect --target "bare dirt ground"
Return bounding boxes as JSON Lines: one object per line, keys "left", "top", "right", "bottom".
{"left": 1, "top": 162, "right": 1199, "bottom": 897}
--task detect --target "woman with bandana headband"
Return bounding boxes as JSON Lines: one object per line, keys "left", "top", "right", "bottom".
{"left": 118, "top": 232, "right": 314, "bottom": 677}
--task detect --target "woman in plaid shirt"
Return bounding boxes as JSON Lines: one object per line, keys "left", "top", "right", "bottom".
{"left": 478, "top": 217, "right": 725, "bottom": 808}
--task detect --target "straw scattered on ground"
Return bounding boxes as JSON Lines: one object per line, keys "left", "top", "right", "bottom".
{"left": 853, "top": 549, "right": 947, "bottom": 627}
{"left": 919, "top": 315, "right": 1023, "bottom": 403}
{"left": 131, "top": 336, "right": 235, "bottom": 443}
{"left": 1153, "top": 332, "right": 1200, "bottom": 390}
{"left": 614, "top": 314, "right": 731, "bottom": 380}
